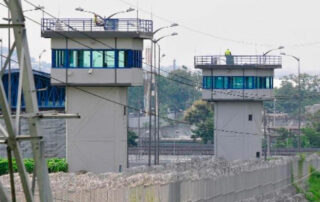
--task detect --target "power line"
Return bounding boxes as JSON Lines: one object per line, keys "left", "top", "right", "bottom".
{"left": 1, "top": 1, "right": 302, "bottom": 101}
{"left": 14, "top": 2, "right": 274, "bottom": 101}
{"left": 2, "top": 2, "right": 318, "bottom": 137}
{"left": 115, "top": 0, "right": 320, "bottom": 49}
{"left": 0, "top": 18, "right": 260, "bottom": 137}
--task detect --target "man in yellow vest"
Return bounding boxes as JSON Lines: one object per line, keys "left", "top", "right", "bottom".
{"left": 225, "top": 49, "right": 232, "bottom": 56}
{"left": 225, "top": 49, "right": 233, "bottom": 65}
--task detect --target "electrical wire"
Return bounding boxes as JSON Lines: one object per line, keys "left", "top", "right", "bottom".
{"left": 0, "top": 6, "right": 260, "bottom": 135}
{"left": 1, "top": 2, "right": 319, "bottom": 137}
{"left": 8, "top": 1, "right": 305, "bottom": 101}
{"left": 115, "top": 0, "right": 320, "bottom": 48}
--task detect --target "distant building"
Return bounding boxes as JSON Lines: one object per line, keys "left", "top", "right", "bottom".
{"left": 305, "top": 104, "right": 320, "bottom": 114}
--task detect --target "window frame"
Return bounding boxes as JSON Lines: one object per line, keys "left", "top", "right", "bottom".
{"left": 52, "top": 49, "right": 142, "bottom": 69}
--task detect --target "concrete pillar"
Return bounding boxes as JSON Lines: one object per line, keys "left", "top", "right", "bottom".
{"left": 66, "top": 86, "right": 127, "bottom": 173}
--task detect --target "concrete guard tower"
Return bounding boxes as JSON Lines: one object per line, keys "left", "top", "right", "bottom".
{"left": 195, "top": 55, "right": 282, "bottom": 160}
{"left": 42, "top": 18, "right": 153, "bottom": 172}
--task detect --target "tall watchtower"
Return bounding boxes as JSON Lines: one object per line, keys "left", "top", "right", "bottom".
{"left": 195, "top": 55, "right": 281, "bottom": 160}
{"left": 42, "top": 18, "right": 153, "bottom": 172}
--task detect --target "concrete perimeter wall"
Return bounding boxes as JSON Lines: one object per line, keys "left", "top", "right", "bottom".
{"left": 53, "top": 155, "right": 320, "bottom": 202}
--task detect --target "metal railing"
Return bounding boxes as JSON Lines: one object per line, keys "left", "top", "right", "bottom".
{"left": 194, "top": 55, "right": 282, "bottom": 66}
{"left": 42, "top": 18, "right": 153, "bottom": 33}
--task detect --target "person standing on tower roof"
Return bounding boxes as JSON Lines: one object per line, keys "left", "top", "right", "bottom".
{"left": 225, "top": 49, "right": 234, "bottom": 65}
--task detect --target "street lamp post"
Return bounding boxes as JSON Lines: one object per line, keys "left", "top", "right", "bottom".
{"left": 38, "top": 49, "right": 46, "bottom": 72}
{"left": 281, "top": 53, "right": 301, "bottom": 153}
{"left": 23, "top": 5, "right": 45, "bottom": 13}
{"left": 75, "top": 7, "right": 135, "bottom": 23}
{"left": 153, "top": 32, "right": 178, "bottom": 165}
{"left": 263, "top": 46, "right": 284, "bottom": 56}
{"left": 147, "top": 23, "right": 178, "bottom": 166}
{"left": 262, "top": 46, "right": 284, "bottom": 159}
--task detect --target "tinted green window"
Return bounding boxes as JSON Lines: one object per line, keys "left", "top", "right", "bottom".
{"left": 261, "top": 77, "right": 266, "bottom": 88}
{"left": 92, "top": 51, "right": 103, "bottom": 67}
{"left": 68, "top": 50, "right": 77, "bottom": 67}
{"left": 266, "top": 77, "right": 270, "bottom": 89}
{"left": 104, "top": 50, "right": 115, "bottom": 67}
{"left": 256, "top": 77, "right": 261, "bottom": 88}
{"left": 224, "top": 77, "right": 229, "bottom": 89}
{"left": 214, "top": 77, "right": 224, "bottom": 89}
{"left": 68, "top": 50, "right": 90, "bottom": 67}
{"left": 245, "top": 77, "right": 254, "bottom": 89}
{"left": 118, "top": 51, "right": 128, "bottom": 68}
{"left": 54, "top": 50, "right": 65, "bottom": 67}
{"left": 233, "top": 77, "right": 243, "bottom": 89}
{"left": 203, "top": 76, "right": 213, "bottom": 89}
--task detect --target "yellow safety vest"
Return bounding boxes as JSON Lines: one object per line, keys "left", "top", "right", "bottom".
{"left": 225, "top": 50, "right": 231, "bottom": 56}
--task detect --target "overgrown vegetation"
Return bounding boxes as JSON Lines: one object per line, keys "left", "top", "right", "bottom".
{"left": 0, "top": 158, "right": 68, "bottom": 176}
{"left": 305, "top": 167, "right": 320, "bottom": 201}
{"left": 291, "top": 154, "right": 320, "bottom": 202}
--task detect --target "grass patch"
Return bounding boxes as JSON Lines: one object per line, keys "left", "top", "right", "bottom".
{"left": 305, "top": 167, "right": 320, "bottom": 202}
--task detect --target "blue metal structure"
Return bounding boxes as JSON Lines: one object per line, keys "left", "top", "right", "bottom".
{"left": 2, "top": 69, "right": 65, "bottom": 110}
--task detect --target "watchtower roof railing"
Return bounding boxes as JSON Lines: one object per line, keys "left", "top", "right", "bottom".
{"left": 194, "top": 55, "right": 282, "bottom": 67}
{"left": 41, "top": 18, "right": 153, "bottom": 33}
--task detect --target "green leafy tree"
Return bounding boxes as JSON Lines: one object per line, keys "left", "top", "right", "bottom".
{"left": 265, "top": 74, "right": 320, "bottom": 116}
{"left": 274, "top": 128, "right": 310, "bottom": 148}
{"left": 159, "top": 68, "right": 201, "bottom": 118}
{"left": 128, "top": 130, "right": 138, "bottom": 147}
{"left": 307, "top": 110, "right": 320, "bottom": 131}
{"left": 128, "top": 86, "right": 144, "bottom": 113}
{"left": 184, "top": 100, "right": 214, "bottom": 143}
{"left": 301, "top": 110, "right": 320, "bottom": 147}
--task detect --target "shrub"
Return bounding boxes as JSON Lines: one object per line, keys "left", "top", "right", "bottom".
{"left": 24, "top": 159, "right": 35, "bottom": 173}
{"left": 47, "top": 158, "right": 68, "bottom": 173}
{"left": 0, "top": 158, "right": 68, "bottom": 176}
{"left": 0, "top": 159, "right": 9, "bottom": 175}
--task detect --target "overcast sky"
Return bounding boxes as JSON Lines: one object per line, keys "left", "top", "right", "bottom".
{"left": 0, "top": 0, "right": 320, "bottom": 78}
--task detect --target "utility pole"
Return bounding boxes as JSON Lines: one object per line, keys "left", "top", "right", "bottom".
{"left": 298, "top": 59, "right": 301, "bottom": 153}
{"left": 0, "top": 1, "right": 55, "bottom": 200}
{"left": 156, "top": 44, "right": 161, "bottom": 164}
{"left": 264, "top": 107, "right": 267, "bottom": 160}
{"left": 280, "top": 53, "right": 301, "bottom": 153}
{"left": 148, "top": 41, "right": 153, "bottom": 167}
{"left": 138, "top": 107, "right": 141, "bottom": 160}
{"left": 148, "top": 24, "right": 178, "bottom": 166}
{"left": 153, "top": 41, "right": 157, "bottom": 165}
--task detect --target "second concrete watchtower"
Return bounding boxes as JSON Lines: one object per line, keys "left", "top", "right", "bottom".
{"left": 195, "top": 54, "right": 281, "bottom": 160}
